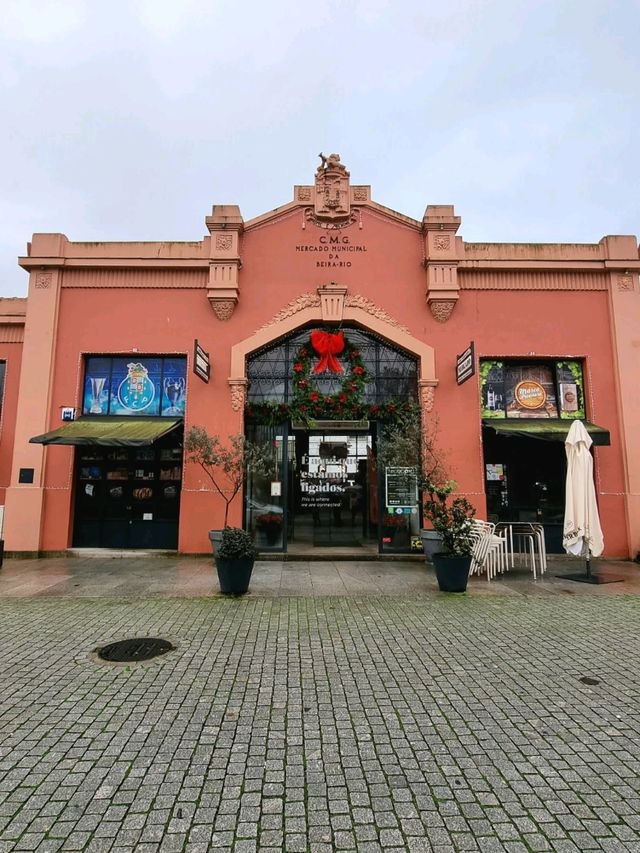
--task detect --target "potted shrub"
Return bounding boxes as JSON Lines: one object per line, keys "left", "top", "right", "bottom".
{"left": 423, "top": 478, "right": 476, "bottom": 592}
{"left": 214, "top": 527, "right": 258, "bottom": 595}
{"left": 184, "top": 426, "right": 273, "bottom": 556}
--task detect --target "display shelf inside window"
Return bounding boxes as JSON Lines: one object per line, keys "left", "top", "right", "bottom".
{"left": 105, "top": 467, "right": 129, "bottom": 481}
{"left": 160, "top": 448, "right": 182, "bottom": 462}
{"left": 159, "top": 465, "right": 182, "bottom": 481}
{"left": 133, "top": 467, "right": 156, "bottom": 481}
{"left": 79, "top": 466, "right": 103, "bottom": 481}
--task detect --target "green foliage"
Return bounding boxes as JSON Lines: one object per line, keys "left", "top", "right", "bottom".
{"left": 217, "top": 526, "right": 258, "bottom": 560}
{"left": 422, "top": 478, "right": 476, "bottom": 556}
{"left": 185, "top": 426, "right": 273, "bottom": 527}
{"left": 244, "top": 334, "right": 416, "bottom": 426}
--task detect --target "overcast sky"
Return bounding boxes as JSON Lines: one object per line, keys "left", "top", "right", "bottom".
{"left": 1, "top": 0, "right": 638, "bottom": 297}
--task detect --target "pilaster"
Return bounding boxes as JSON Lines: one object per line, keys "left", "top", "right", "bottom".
{"left": 4, "top": 262, "right": 63, "bottom": 551}
{"left": 205, "top": 205, "right": 244, "bottom": 320}
{"left": 422, "top": 205, "right": 462, "bottom": 322}
{"left": 603, "top": 235, "right": 640, "bottom": 557}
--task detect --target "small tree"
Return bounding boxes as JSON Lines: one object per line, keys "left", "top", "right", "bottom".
{"left": 422, "top": 478, "right": 476, "bottom": 556}
{"left": 185, "top": 426, "right": 273, "bottom": 528}
{"left": 378, "top": 407, "right": 450, "bottom": 490}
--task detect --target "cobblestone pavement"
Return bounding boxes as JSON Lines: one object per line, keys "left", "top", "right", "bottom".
{"left": 0, "top": 594, "right": 639, "bottom": 852}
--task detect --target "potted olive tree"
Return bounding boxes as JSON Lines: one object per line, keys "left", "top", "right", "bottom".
{"left": 423, "top": 478, "right": 476, "bottom": 592}
{"left": 215, "top": 527, "right": 258, "bottom": 594}
{"left": 379, "top": 409, "right": 449, "bottom": 560}
{"left": 185, "top": 426, "right": 273, "bottom": 593}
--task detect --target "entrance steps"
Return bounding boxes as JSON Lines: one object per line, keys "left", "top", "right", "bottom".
{"left": 67, "top": 548, "right": 177, "bottom": 559}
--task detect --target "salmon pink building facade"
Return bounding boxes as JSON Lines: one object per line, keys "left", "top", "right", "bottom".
{"left": 2, "top": 155, "right": 639, "bottom": 559}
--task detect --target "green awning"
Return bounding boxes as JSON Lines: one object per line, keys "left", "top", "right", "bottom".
{"left": 30, "top": 417, "right": 183, "bottom": 447}
{"left": 482, "top": 418, "right": 610, "bottom": 446}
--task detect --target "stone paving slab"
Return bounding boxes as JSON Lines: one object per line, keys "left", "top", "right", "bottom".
{"left": 0, "top": 555, "right": 638, "bottom": 599}
{"left": 0, "top": 594, "right": 639, "bottom": 851}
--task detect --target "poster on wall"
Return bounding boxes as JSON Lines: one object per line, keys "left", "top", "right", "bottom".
{"left": 556, "top": 361, "right": 585, "bottom": 419}
{"left": 83, "top": 356, "right": 187, "bottom": 417}
{"left": 481, "top": 360, "right": 585, "bottom": 420}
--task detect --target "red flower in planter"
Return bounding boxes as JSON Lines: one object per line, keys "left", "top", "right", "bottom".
{"left": 309, "top": 392, "right": 320, "bottom": 402}
{"left": 293, "top": 362, "right": 304, "bottom": 373}
{"left": 339, "top": 393, "right": 348, "bottom": 403}
{"left": 353, "top": 366, "right": 364, "bottom": 375}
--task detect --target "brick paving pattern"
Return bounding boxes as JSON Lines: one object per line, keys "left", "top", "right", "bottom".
{"left": 0, "top": 595, "right": 639, "bottom": 852}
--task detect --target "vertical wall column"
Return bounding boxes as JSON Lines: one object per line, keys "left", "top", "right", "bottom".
{"left": 603, "top": 236, "right": 640, "bottom": 558}
{"left": 205, "top": 205, "right": 244, "bottom": 320}
{"left": 422, "top": 205, "right": 461, "bottom": 323}
{"left": 4, "top": 260, "right": 63, "bottom": 551}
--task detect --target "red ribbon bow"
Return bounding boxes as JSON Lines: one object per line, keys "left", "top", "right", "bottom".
{"left": 310, "top": 331, "right": 345, "bottom": 375}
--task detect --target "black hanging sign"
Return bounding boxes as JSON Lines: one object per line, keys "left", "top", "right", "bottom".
{"left": 456, "top": 341, "right": 475, "bottom": 386}
{"left": 194, "top": 340, "right": 210, "bottom": 383}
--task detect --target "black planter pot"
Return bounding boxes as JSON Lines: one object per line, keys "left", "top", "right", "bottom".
{"left": 431, "top": 552, "right": 472, "bottom": 593}
{"left": 214, "top": 556, "right": 255, "bottom": 595}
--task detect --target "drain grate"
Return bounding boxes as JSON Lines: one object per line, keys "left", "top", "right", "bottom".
{"left": 96, "top": 637, "right": 175, "bottom": 663}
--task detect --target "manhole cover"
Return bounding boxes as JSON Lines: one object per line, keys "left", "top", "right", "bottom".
{"left": 579, "top": 676, "right": 600, "bottom": 686}
{"left": 96, "top": 637, "right": 175, "bottom": 663}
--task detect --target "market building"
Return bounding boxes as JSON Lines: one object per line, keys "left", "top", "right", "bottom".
{"left": 1, "top": 154, "right": 639, "bottom": 558}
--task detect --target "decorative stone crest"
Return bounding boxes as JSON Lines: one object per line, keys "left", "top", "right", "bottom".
{"left": 297, "top": 187, "right": 312, "bottom": 201}
{"left": 429, "top": 300, "right": 456, "bottom": 323}
{"left": 352, "top": 186, "right": 368, "bottom": 201}
{"left": 215, "top": 234, "right": 233, "bottom": 250}
{"left": 210, "top": 298, "right": 236, "bottom": 321}
{"left": 617, "top": 274, "right": 634, "bottom": 292}
{"left": 310, "top": 152, "right": 353, "bottom": 227}
{"left": 433, "top": 235, "right": 451, "bottom": 251}
{"left": 35, "top": 273, "right": 52, "bottom": 289}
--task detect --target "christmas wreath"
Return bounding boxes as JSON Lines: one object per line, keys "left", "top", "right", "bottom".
{"left": 245, "top": 330, "right": 417, "bottom": 425}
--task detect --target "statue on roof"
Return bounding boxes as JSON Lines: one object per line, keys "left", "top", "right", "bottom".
{"left": 317, "top": 152, "right": 349, "bottom": 177}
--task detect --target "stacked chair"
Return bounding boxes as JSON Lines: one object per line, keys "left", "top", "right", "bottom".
{"left": 469, "top": 519, "right": 510, "bottom": 581}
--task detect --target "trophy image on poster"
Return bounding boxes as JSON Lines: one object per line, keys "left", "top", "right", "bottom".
{"left": 163, "top": 377, "right": 185, "bottom": 415}
{"left": 90, "top": 377, "right": 106, "bottom": 414}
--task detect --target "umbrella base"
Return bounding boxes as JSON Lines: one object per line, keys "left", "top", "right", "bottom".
{"left": 557, "top": 572, "right": 624, "bottom": 584}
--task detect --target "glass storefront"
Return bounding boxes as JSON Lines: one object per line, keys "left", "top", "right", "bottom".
{"left": 245, "top": 326, "right": 419, "bottom": 553}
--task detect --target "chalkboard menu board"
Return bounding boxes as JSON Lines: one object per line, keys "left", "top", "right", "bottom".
{"left": 385, "top": 466, "right": 418, "bottom": 508}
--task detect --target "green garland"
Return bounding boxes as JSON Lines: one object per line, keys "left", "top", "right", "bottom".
{"left": 245, "top": 335, "right": 418, "bottom": 425}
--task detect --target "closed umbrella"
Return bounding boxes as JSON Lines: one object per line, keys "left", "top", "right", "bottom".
{"left": 560, "top": 420, "right": 608, "bottom": 583}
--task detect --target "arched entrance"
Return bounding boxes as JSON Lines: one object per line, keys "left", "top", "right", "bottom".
{"left": 243, "top": 325, "right": 425, "bottom": 554}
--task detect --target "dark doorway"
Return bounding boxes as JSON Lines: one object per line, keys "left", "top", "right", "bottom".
{"left": 482, "top": 427, "right": 566, "bottom": 552}
{"left": 72, "top": 433, "right": 183, "bottom": 549}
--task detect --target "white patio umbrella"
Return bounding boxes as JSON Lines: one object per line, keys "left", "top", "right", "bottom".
{"left": 562, "top": 420, "right": 604, "bottom": 579}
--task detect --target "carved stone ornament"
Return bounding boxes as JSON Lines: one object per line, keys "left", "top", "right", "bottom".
{"left": 210, "top": 298, "right": 237, "bottom": 320}
{"left": 352, "top": 186, "right": 368, "bottom": 201}
{"left": 256, "top": 293, "right": 321, "bottom": 332}
{"left": 255, "top": 290, "right": 410, "bottom": 335}
{"left": 312, "top": 152, "right": 351, "bottom": 224}
{"left": 433, "top": 234, "right": 451, "bottom": 251}
{"left": 297, "top": 187, "right": 312, "bottom": 201}
{"left": 35, "top": 273, "right": 52, "bottom": 289}
{"left": 420, "top": 385, "right": 435, "bottom": 413}
{"left": 617, "top": 274, "right": 634, "bottom": 292}
{"left": 429, "top": 300, "right": 456, "bottom": 323}
{"left": 344, "top": 294, "right": 410, "bottom": 333}
{"left": 229, "top": 381, "right": 247, "bottom": 412}
{"left": 215, "top": 233, "right": 233, "bottom": 251}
